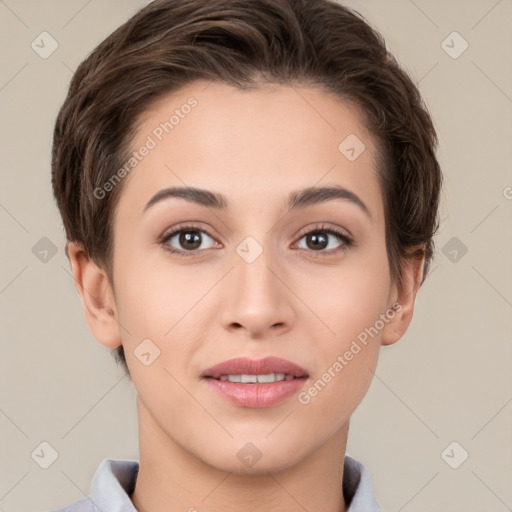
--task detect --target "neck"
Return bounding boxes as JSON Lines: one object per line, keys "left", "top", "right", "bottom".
{"left": 131, "top": 398, "right": 349, "bottom": 512}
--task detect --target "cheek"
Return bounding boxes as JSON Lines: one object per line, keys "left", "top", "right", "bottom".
{"left": 296, "top": 240, "right": 390, "bottom": 406}
{"left": 296, "top": 267, "right": 389, "bottom": 423}
{"left": 112, "top": 248, "right": 219, "bottom": 388}
{"left": 326, "top": 268, "right": 391, "bottom": 342}
{"left": 307, "top": 238, "right": 392, "bottom": 345}
{"left": 113, "top": 244, "right": 201, "bottom": 332}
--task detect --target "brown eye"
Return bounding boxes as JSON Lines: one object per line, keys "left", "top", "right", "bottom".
{"left": 176, "top": 230, "right": 202, "bottom": 250}
{"left": 303, "top": 232, "right": 329, "bottom": 250}
{"left": 160, "top": 225, "right": 219, "bottom": 256}
{"left": 295, "top": 226, "right": 353, "bottom": 254}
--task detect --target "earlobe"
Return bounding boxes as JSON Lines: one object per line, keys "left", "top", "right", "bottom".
{"left": 66, "top": 241, "right": 122, "bottom": 349}
{"left": 381, "top": 252, "right": 425, "bottom": 346}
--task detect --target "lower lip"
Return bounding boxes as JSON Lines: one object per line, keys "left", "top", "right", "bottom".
{"left": 204, "top": 377, "right": 308, "bottom": 408}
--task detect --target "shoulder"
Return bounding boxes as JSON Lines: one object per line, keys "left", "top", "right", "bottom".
{"left": 43, "top": 496, "right": 96, "bottom": 512}
{"left": 40, "top": 458, "right": 139, "bottom": 512}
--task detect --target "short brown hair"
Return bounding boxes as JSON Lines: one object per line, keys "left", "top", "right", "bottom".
{"left": 52, "top": 0, "right": 442, "bottom": 378}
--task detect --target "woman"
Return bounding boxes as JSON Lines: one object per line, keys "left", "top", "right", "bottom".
{"left": 49, "top": 0, "right": 442, "bottom": 510}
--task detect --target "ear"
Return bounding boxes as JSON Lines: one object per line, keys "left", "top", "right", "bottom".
{"left": 381, "top": 250, "right": 425, "bottom": 346}
{"left": 66, "top": 241, "right": 122, "bottom": 349}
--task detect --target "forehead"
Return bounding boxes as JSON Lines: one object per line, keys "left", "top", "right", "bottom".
{"left": 117, "top": 80, "right": 383, "bottom": 219}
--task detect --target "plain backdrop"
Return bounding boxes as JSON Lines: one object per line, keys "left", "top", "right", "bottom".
{"left": 1, "top": 1, "right": 511, "bottom": 511}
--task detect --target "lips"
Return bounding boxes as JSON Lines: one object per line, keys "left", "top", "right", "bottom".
{"left": 201, "top": 356, "right": 310, "bottom": 408}
{"left": 201, "top": 356, "right": 309, "bottom": 380}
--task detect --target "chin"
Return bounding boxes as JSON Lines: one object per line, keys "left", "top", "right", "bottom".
{"left": 197, "top": 435, "right": 309, "bottom": 475}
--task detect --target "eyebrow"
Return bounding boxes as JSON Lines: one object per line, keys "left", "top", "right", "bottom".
{"left": 143, "top": 185, "right": 372, "bottom": 220}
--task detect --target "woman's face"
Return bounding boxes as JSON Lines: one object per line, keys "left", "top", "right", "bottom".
{"left": 110, "top": 80, "right": 398, "bottom": 472}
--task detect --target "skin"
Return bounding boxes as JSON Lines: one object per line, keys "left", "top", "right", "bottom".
{"left": 68, "top": 80, "right": 424, "bottom": 512}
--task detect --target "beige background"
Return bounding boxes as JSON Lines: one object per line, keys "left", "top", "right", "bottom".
{"left": 1, "top": 0, "right": 511, "bottom": 511}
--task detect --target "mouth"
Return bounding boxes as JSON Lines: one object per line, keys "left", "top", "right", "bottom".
{"left": 201, "top": 356, "right": 309, "bottom": 408}
{"left": 201, "top": 356, "right": 309, "bottom": 380}
{"left": 212, "top": 373, "right": 301, "bottom": 383}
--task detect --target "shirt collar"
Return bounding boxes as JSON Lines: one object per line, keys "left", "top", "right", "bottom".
{"left": 88, "top": 454, "right": 381, "bottom": 511}
{"left": 343, "top": 454, "right": 383, "bottom": 511}
{"left": 90, "top": 458, "right": 138, "bottom": 512}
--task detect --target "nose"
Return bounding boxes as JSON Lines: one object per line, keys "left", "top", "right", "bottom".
{"left": 221, "top": 243, "right": 295, "bottom": 338}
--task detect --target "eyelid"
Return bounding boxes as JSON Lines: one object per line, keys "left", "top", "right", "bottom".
{"left": 295, "top": 222, "right": 353, "bottom": 241}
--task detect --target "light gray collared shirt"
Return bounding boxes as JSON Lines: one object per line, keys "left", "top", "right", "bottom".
{"left": 46, "top": 454, "right": 382, "bottom": 511}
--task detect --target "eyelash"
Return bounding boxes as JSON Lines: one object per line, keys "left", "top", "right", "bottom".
{"left": 158, "top": 223, "right": 354, "bottom": 258}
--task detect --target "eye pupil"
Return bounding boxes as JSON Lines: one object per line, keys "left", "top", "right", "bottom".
{"left": 180, "top": 231, "right": 202, "bottom": 250}
{"left": 307, "top": 232, "right": 328, "bottom": 250}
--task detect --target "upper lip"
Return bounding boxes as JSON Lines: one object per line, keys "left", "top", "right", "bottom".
{"left": 201, "top": 356, "right": 309, "bottom": 379}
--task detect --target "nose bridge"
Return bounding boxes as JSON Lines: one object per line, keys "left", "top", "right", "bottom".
{"left": 223, "top": 233, "right": 293, "bottom": 334}
{"left": 234, "top": 234, "right": 280, "bottom": 304}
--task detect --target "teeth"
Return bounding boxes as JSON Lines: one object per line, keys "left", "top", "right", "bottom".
{"left": 218, "top": 373, "right": 291, "bottom": 383}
